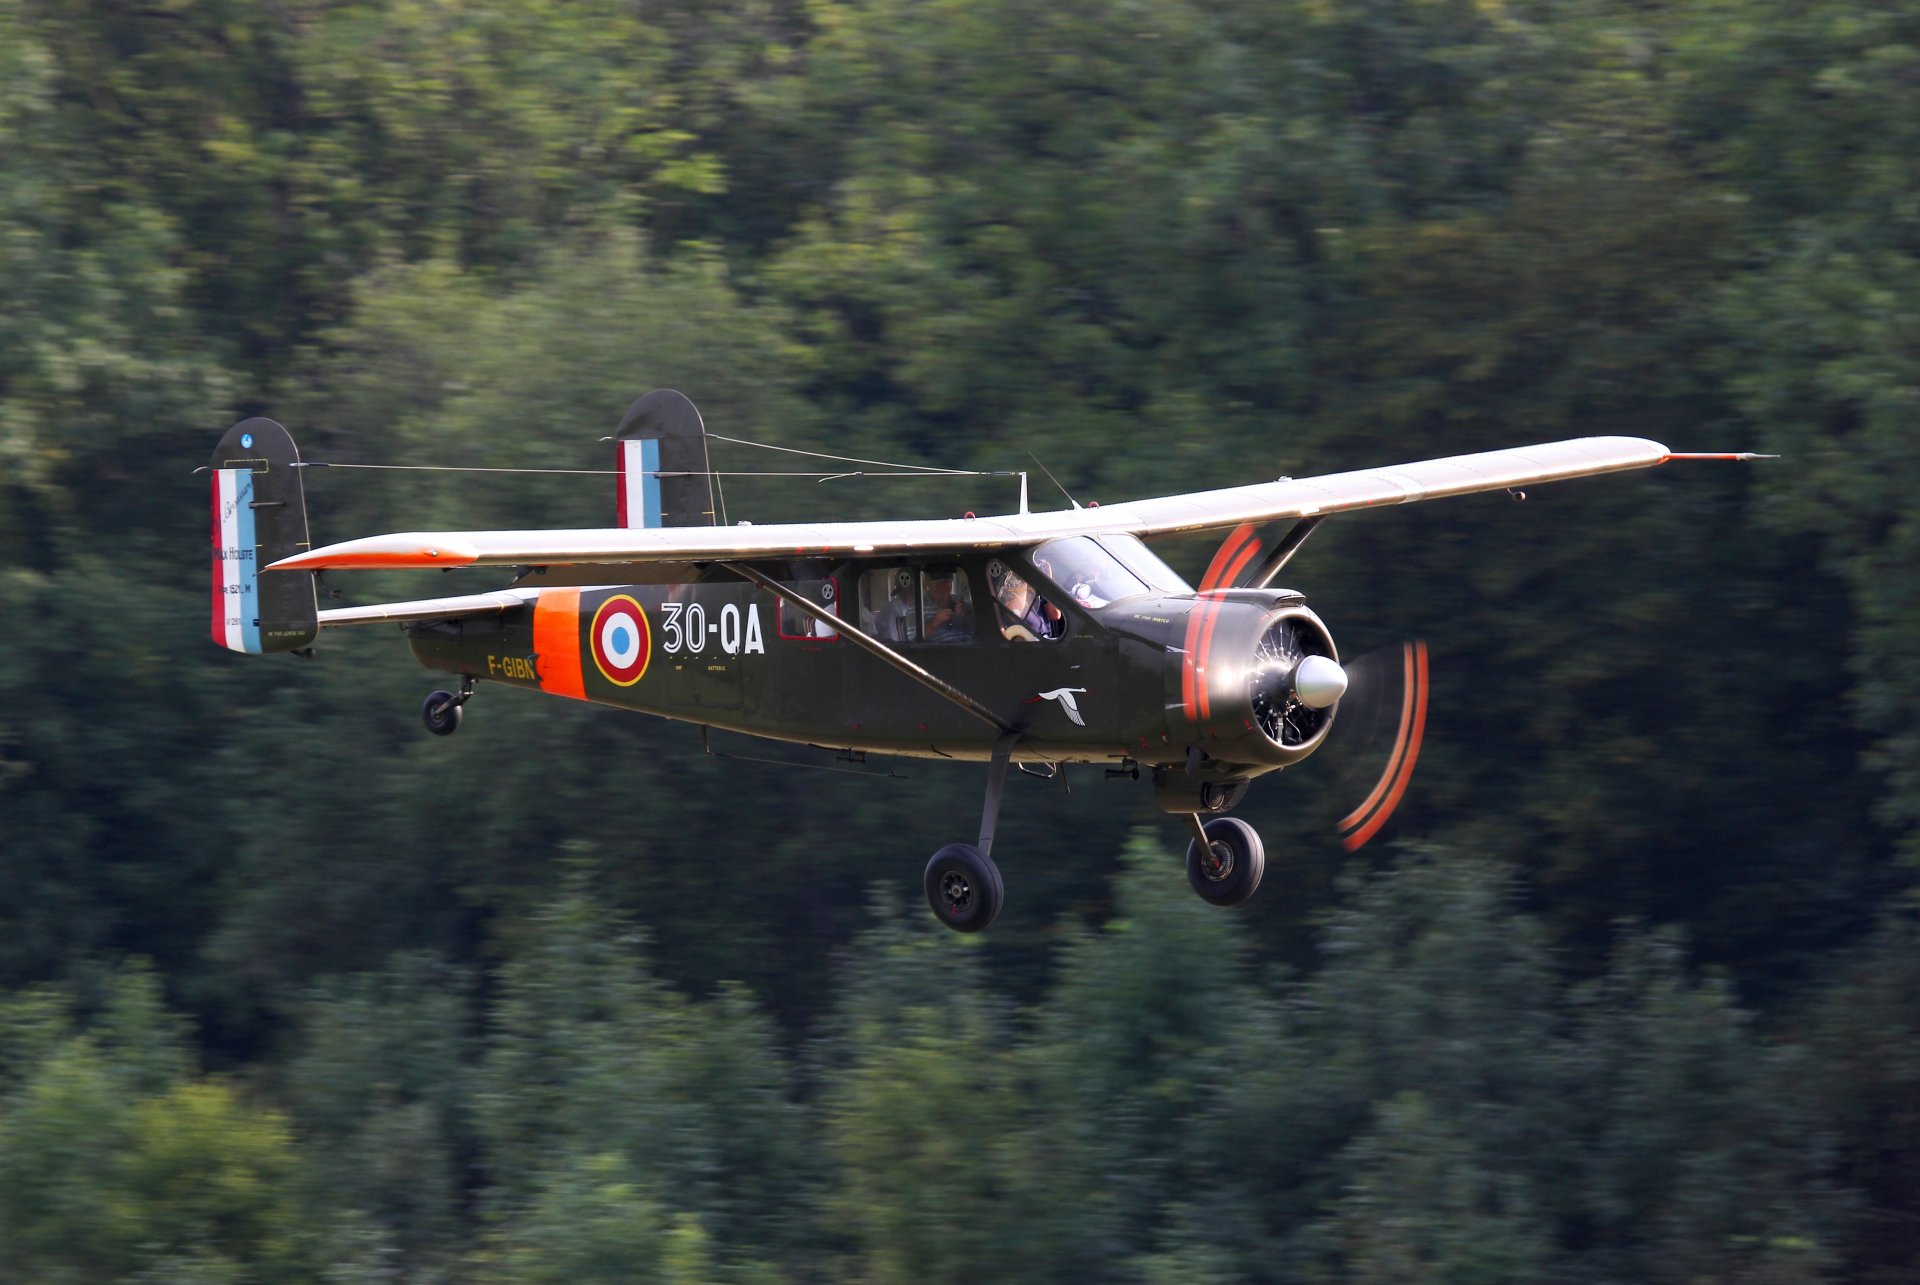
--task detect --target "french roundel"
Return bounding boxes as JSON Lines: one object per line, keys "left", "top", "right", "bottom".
{"left": 589, "top": 595, "right": 651, "bottom": 686}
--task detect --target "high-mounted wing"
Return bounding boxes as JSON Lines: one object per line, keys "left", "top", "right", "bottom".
{"left": 273, "top": 436, "right": 1687, "bottom": 572}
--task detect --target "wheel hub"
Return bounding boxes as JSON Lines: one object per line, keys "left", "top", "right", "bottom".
{"left": 1200, "top": 840, "right": 1235, "bottom": 881}
{"left": 940, "top": 870, "right": 974, "bottom": 912}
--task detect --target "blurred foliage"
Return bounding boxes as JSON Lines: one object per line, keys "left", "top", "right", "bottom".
{"left": 2, "top": 0, "right": 1919, "bottom": 1278}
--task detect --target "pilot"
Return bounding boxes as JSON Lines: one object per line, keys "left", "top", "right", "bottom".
{"left": 1036, "top": 551, "right": 1107, "bottom": 609}
{"left": 989, "top": 561, "right": 1062, "bottom": 641}
{"left": 923, "top": 572, "right": 971, "bottom": 643}
{"left": 1070, "top": 574, "right": 1107, "bottom": 608}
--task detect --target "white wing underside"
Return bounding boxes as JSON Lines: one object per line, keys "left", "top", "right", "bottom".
{"left": 278, "top": 436, "right": 1673, "bottom": 574}
{"left": 317, "top": 589, "right": 540, "bottom": 628}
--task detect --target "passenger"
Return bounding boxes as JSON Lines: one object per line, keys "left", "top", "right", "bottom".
{"left": 923, "top": 572, "right": 971, "bottom": 643}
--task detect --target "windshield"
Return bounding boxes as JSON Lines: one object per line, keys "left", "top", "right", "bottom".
{"left": 1031, "top": 536, "right": 1152, "bottom": 609}
{"left": 1094, "top": 533, "right": 1192, "bottom": 595}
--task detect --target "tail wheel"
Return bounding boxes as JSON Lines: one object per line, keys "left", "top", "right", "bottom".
{"left": 924, "top": 843, "right": 1005, "bottom": 933}
{"left": 422, "top": 690, "right": 463, "bottom": 737}
{"left": 1185, "top": 816, "right": 1265, "bottom": 906}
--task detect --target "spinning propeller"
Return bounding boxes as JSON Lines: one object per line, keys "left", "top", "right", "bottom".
{"left": 1245, "top": 616, "right": 1427, "bottom": 849}
{"left": 1207, "top": 518, "right": 1429, "bottom": 850}
{"left": 1318, "top": 640, "right": 1430, "bottom": 850}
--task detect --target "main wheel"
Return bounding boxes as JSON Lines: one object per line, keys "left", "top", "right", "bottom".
{"left": 1185, "top": 816, "right": 1265, "bottom": 906}
{"left": 924, "top": 843, "right": 1005, "bottom": 933}
{"left": 421, "top": 690, "right": 463, "bottom": 737}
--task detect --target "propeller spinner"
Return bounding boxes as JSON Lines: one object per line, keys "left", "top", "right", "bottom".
{"left": 1248, "top": 612, "right": 1342, "bottom": 749}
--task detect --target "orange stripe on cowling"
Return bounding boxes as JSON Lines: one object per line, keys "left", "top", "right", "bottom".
{"left": 1200, "top": 523, "right": 1261, "bottom": 592}
{"left": 533, "top": 588, "right": 587, "bottom": 701}
{"left": 1193, "top": 597, "right": 1229, "bottom": 720}
{"left": 1185, "top": 526, "right": 1265, "bottom": 720}
{"left": 1180, "top": 607, "right": 1203, "bottom": 720}
{"left": 1339, "top": 642, "right": 1428, "bottom": 850}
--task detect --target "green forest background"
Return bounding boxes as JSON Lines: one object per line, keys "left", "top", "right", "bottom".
{"left": 3, "top": 0, "right": 1918, "bottom": 1280}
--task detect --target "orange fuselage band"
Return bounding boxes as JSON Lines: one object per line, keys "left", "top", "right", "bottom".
{"left": 533, "top": 589, "right": 587, "bottom": 700}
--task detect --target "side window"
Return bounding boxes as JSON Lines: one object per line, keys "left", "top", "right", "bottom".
{"left": 858, "top": 566, "right": 919, "bottom": 643}
{"left": 986, "top": 559, "right": 1064, "bottom": 642}
{"left": 778, "top": 577, "right": 839, "bottom": 640}
{"left": 919, "top": 566, "right": 974, "bottom": 644}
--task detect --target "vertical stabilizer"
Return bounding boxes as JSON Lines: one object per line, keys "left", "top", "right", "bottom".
{"left": 615, "top": 389, "right": 717, "bottom": 527}
{"left": 210, "top": 417, "right": 317, "bottom": 653}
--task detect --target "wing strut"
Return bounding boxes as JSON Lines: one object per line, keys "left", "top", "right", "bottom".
{"left": 722, "top": 563, "right": 1014, "bottom": 736}
{"left": 1247, "top": 516, "right": 1325, "bottom": 589}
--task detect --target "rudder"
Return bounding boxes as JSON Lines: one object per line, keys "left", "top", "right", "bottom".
{"left": 210, "top": 417, "right": 317, "bottom": 653}
{"left": 615, "top": 389, "right": 717, "bottom": 527}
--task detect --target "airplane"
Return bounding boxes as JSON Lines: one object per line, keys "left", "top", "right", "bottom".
{"left": 209, "top": 390, "right": 1765, "bottom": 932}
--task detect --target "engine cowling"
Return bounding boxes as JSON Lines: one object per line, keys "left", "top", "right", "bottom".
{"left": 1165, "top": 594, "right": 1341, "bottom": 769}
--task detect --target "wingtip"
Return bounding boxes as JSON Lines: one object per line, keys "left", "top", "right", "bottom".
{"left": 270, "top": 536, "right": 481, "bottom": 571}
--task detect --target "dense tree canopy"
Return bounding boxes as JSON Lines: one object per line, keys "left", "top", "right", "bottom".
{"left": 3, "top": 0, "right": 1917, "bottom": 1278}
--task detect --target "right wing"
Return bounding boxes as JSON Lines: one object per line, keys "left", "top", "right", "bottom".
{"left": 274, "top": 436, "right": 1684, "bottom": 573}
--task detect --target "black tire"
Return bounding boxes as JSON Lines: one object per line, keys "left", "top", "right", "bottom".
{"left": 1185, "top": 816, "right": 1265, "bottom": 906}
{"left": 422, "top": 690, "right": 463, "bottom": 737}
{"left": 924, "top": 843, "right": 1005, "bottom": 933}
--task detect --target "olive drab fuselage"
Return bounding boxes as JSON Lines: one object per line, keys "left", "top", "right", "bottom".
{"left": 402, "top": 553, "right": 1332, "bottom": 781}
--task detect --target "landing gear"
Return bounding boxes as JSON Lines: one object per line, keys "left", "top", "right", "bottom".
{"left": 421, "top": 675, "right": 476, "bottom": 737}
{"left": 1185, "top": 815, "right": 1266, "bottom": 906}
{"left": 924, "top": 844, "right": 1004, "bottom": 933}
{"left": 925, "top": 732, "right": 1017, "bottom": 933}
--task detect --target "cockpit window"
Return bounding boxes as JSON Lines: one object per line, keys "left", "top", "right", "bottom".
{"left": 1032, "top": 536, "right": 1152, "bottom": 608}
{"left": 1093, "top": 534, "right": 1192, "bottom": 595}
{"left": 987, "top": 559, "right": 1063, "bottom": 641}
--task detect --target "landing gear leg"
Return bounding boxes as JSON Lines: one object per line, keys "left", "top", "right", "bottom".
{"left": 924, "top": 733, "right": 1017, "bottom": 933}
{"left": 421, "top": 674, "right": 477, "bottom": 737}
{"left": 1185, "top": 814, "right": 1266, "bottom": 906}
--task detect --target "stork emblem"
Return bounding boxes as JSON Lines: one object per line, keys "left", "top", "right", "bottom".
{"left": 1028, "top": 686, "right": 1089, "bottom": 726}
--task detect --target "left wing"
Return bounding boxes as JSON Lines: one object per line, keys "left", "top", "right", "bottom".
{"left": 273, "top": 436, "right": 1693, "bottom": 572}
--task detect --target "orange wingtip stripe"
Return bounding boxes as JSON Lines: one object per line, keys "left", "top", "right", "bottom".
{"left": 1340, "top": 642, "right": 1428, "bottom": 850}
{"left": 271, "top": 546, "right": 478, "bottom": 571}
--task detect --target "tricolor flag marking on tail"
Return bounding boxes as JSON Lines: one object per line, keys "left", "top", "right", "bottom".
{"left": 617, "top": 438, "right": 663, "bottom": 528}
{"left": 212, "top": 467, "right": 264, "bottom": 654}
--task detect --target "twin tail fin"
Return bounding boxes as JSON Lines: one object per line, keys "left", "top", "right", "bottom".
{"left": 615, "top": 389, "right": 717, "bottom": 528}
{"left": 209, "top": 418, "right": 317, "bottom": 654}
